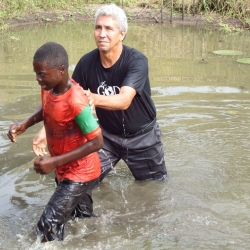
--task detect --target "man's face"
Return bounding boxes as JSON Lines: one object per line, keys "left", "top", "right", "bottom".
{"left": 33, "top": 61, "right": 62, "bottom": 91}
{"left": 94, "top": 15, "right": 125, "bottom": 53}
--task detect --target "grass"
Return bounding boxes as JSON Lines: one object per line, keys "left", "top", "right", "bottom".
{"left": 193, "top": 0, "right": 250, "bottom": 28}
{"left": 1, "top": 0, "right": 250, "bottom": 29}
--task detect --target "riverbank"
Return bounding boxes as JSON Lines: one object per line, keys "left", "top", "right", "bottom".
{"left": 3, "top": 4, "right": 244, "bottom": 31}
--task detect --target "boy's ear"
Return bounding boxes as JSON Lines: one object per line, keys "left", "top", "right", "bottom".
{"left": 58, "top": 65, "right": 66, "bottom": 74}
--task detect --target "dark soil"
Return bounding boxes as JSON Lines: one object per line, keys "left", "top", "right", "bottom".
{"left": 4, "top": 4, "right": 244, "bottom": 29}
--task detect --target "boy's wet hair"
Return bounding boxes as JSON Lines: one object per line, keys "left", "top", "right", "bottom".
{"left": 94, "top": 4, "right": 128, "bottom": 33}
{"left": 33, "top": 42, "right": 69, "bottom": 68}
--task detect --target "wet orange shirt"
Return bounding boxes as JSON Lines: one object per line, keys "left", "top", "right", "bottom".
{"left": 42, "top": 81, "right": 101, "bottom": 182}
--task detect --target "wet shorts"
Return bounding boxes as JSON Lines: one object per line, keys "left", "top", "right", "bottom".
{"left": 36, "top": 178, "right": 97, "bottom": 242}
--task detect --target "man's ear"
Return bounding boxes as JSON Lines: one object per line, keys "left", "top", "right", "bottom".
{"left": 120, "top": 31, "right": 126, "bottom": 41}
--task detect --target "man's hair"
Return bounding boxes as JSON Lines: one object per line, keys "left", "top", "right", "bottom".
{"left": 94, "top": 4, "right": 128, "bottom": 33}
{"left": 33, "top": 42, "right": 69, "bottom": 68}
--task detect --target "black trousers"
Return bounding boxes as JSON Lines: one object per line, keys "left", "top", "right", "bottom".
{"left": 36, "top": 178, "right": 97, "bottom": 242}
{"left": 72, "top": 122, "right": 167, "bottom": 216}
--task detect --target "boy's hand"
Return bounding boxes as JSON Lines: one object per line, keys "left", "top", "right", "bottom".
{"left": 33, "top": 156, "right": 57, "bottom": 175}
{"left": 33, "top": 126, "right": 48, "bottom": 156}
{"left": 7, "top": 122, "right": 26, "bottom": 143}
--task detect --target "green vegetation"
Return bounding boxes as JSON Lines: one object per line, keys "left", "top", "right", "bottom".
{"left": 174, "top": 0, "right": 250, "bottom": 29}
{"left": 1, "top": 0, "right": 250, "bottom": 29}
{"left": 0, "top": 0, "right": 120, "bottom": 29}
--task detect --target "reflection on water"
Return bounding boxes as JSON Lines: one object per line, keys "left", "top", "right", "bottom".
{"left": 153, "top": 85, "right": 248, "bottom": 95}
{"left": 0, "top": 21, "right": 250, "bottom": 249}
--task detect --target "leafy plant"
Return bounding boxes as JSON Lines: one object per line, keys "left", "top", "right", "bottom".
{"left": 1, "top": 0, "right": 250, "bottom": 30}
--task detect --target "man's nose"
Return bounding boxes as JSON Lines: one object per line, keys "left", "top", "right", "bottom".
{"left": 99, "top": 28, "right": 106, "bottom": 37}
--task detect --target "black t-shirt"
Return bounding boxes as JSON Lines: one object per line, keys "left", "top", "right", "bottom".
{"left": 72, "top": 45, "right": 156, "bottom": 135}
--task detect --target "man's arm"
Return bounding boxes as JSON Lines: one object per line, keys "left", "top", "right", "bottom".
{"left": 85, "top": 86, "right": 136, "bottom": 110}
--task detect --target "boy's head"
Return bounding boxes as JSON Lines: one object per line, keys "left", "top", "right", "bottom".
{"left": 33, "top": 42, "right": 69, "bottom": 68}
{"left": 33, "top": 42, "right": 69, "bottom": 91}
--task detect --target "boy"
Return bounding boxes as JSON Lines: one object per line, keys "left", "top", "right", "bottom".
{"left": 7, "top": 42, "right": 103, "bottom": 242}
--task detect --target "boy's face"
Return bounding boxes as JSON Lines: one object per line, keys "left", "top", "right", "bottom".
{"left": 33, "top": 60, "right": 62, "bottom": 91}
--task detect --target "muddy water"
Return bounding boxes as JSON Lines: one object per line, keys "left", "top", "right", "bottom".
{"left": 0, "top": 21, "right": 250, "bottom": 250}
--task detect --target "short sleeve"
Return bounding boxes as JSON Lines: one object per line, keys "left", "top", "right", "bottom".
{"left": 74, "top": 105, "right": 99, "bottom": 134}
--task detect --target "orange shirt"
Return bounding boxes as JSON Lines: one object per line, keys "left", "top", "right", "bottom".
{"left": 42, "top": 81, "right": 101, "bottom": 182}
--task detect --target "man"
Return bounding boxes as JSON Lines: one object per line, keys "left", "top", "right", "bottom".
{"left": 33, "top": 4, "right": 167, "bottom": 218}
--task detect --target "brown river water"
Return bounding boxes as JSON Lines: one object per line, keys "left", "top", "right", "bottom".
{"left": 0, "top": 20, "right": 250, "bottom": 249}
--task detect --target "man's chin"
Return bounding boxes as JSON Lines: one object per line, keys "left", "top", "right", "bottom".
{"left": 98, "top": 47, "right": 109, "bottom": 53}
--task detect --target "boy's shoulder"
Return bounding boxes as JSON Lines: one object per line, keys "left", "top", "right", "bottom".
{"left": 69, "top": 82, "right": 88, "bottom": 105}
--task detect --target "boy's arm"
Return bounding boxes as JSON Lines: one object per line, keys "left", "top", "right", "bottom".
{"left": 33, "top": 132, "right": 103, "bottom": 174}
{"left": 8, "top": 105, "right": 43, "bottom": 143}
{"left": 33, "top": 98, "right": 103, "bottom": 175}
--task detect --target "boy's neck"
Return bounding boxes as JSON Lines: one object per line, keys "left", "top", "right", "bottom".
{"left": 52, "top": 79, "right": 72, "bottom": 96}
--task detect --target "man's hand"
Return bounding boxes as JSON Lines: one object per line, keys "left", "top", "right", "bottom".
{"left": 32, "top": 126, "right": 48, "bottom": 156}
{"left": 7, "top": 122, "right": 26, "bottom": 143}
{"left": 83, "top": 89, "right": 95, "bottom": 109}
{"left": 33, "top": 156, "right": 57, "bottom": 175}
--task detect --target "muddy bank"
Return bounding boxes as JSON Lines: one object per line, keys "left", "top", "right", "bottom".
{"left": 4, "top": 4, "right": 243, "bottom": 29}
